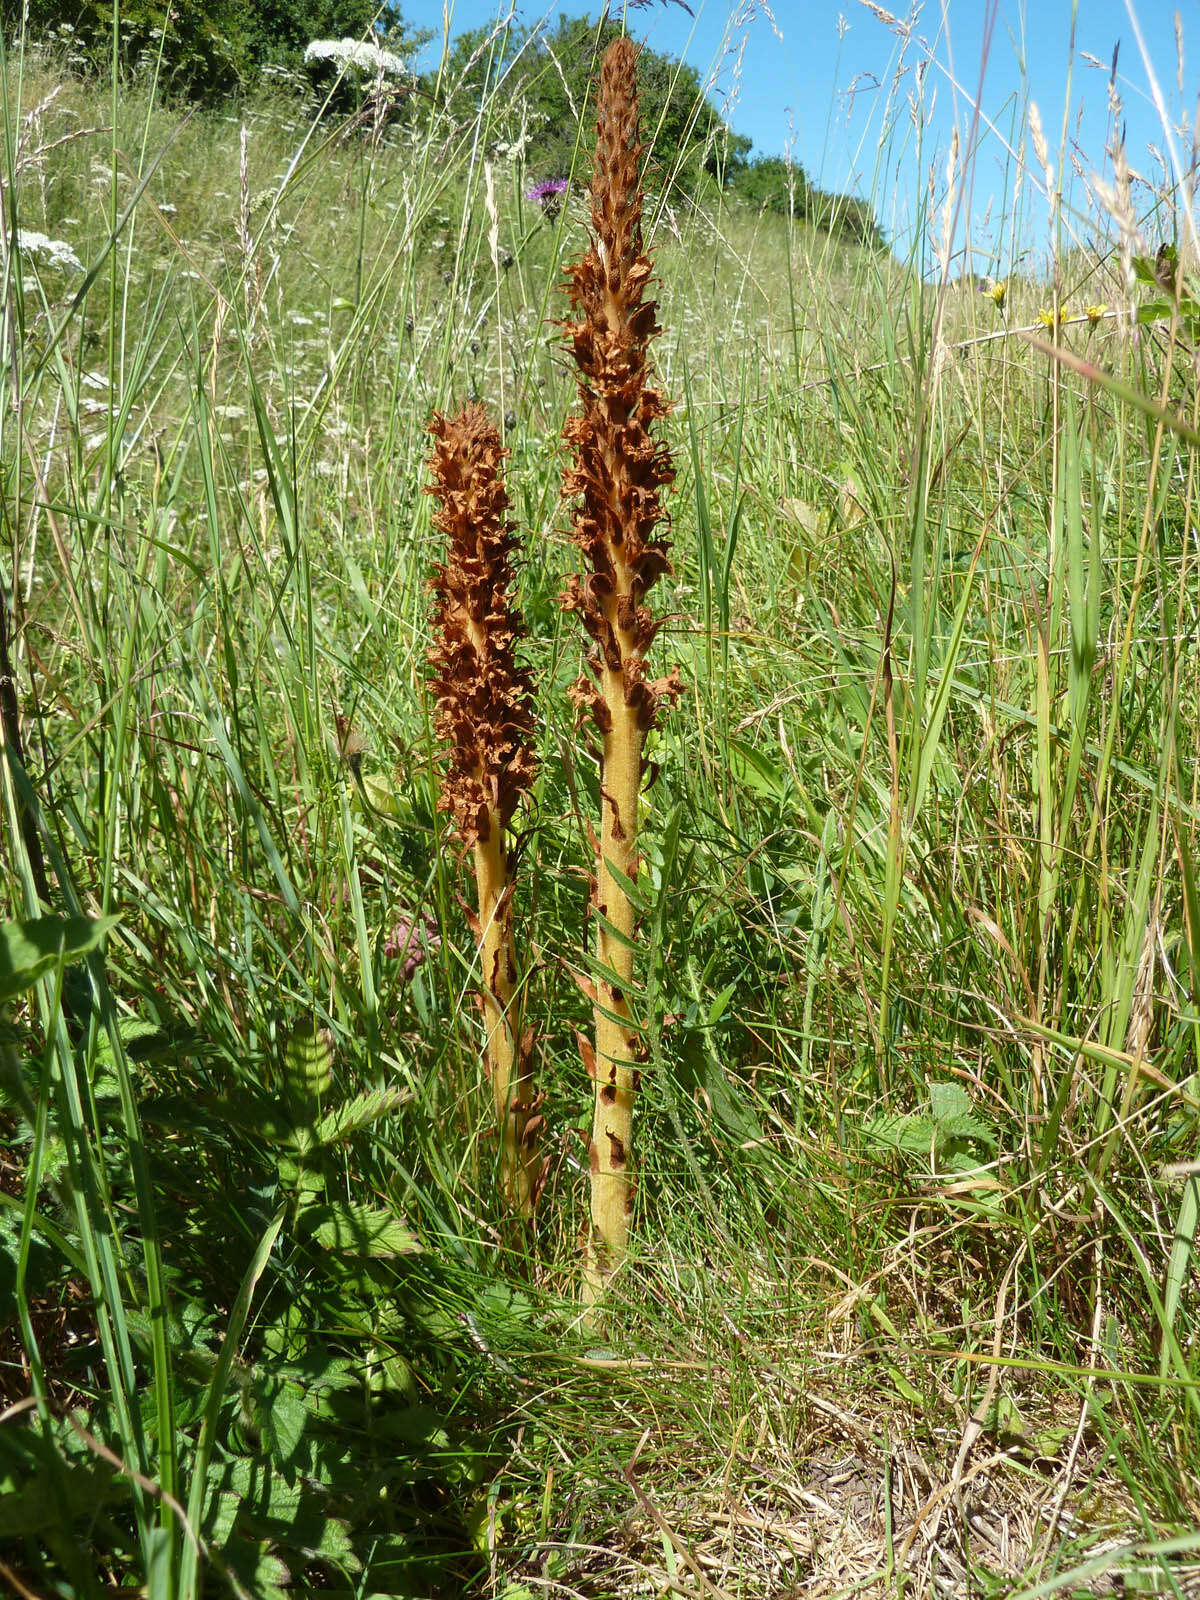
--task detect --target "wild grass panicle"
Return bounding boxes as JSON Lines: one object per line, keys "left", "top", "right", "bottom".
{"left": 426, "top": 402, "right": 543, "bottom": 1219}
{"left": 561, "top": 36, "right": 680, "bottom": 1307}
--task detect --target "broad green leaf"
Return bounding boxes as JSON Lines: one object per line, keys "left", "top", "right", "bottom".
{"left": 0, "top": 915, "right": 119, "bottom": 1003}
{"left": 864, "top": 1112, "right": 937, "bottom": 1158}
{"left": 300, "top": 1202, "right": 421, "bottom": 1257}
{"left": 259, "top": 1379, "right": 307, "bottom": 1464}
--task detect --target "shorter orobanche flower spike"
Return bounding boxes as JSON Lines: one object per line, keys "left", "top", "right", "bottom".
{"left": 427, "top": 403, "right": 543, "bottom": 1219}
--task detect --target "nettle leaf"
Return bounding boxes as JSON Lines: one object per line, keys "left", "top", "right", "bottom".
{"left": 929, "top": 1080, "right": 996, "bottom": 1148}
{"left": 234, "top": 1545, "right": 289, "bottom": 1600}
{"left": 0, "top": 1421, "right": 120, "bottom": 1536}
{"left": 224, "top": 1456, "right": 303, "bottom": 1522}
{"left": 299, "top": 1202, "right": 422, "bottom": 1257}
{"left": 204, "top": 1488, "right": 240, "bottom": 1547}
{"left": 0, "top": 915, "right": 119, "bottom": 1003}
{"left": 937, "top": 1112, "right": 997, "bottom": 1149}
{"left": 864, "top": 1112, "right": 938, "bottom": 1158}
{"left": 928, "top": 1080, "right": 970, "bottom": 1122}
{"left": 93, "top": 1017, "right": 206, "bottom": 1085}
{"left": 373, "top": 1405, "right": 452, "bottom": 1449}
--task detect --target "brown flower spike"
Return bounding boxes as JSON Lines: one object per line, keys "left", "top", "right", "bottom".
{"left": 562, "top": 37, "right": 680, "bottom": 1305}
{"left": 427, "top": 403, "right": 542, "bottom": 1219}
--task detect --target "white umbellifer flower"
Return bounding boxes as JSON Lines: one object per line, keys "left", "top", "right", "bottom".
{"left": 304, "top": 37, "right": 406, "bottom": 77}
{"left": 16, "top": 230, "right": 83, "bottom": 273}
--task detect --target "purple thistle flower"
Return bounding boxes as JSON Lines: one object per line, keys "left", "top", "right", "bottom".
{"left": 525, "top": 176, "right": 569, "bottom": 217}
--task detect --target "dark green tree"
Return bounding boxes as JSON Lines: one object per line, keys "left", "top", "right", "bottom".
{"left": 728, "top": 153, "right": 885, "bottom": 250}
{"left": 423, "top": 13, "right": 751, "bottom": 200}
{"left": 8, "top": 0, "right": 418, "bottom": 100}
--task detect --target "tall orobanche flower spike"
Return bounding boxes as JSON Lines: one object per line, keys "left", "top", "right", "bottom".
{"left": 561, "top": 36, "right": 680, "bottom": 1307}
{"left": 427, "top": 403, "right": 543, "bottom": 1220}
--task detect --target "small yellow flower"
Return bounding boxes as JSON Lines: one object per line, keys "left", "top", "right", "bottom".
{"left": 1037, "top": 306, "right": 1066, "bottom": 328}
{"left": 987, "top": 279, "right": 1006, "bottom": 307}
{"left": 1085, "top": 303, "right": 1107, "bottom": 325}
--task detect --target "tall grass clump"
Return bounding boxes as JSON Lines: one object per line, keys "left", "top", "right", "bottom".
{"left": 426, "top": 401, "right": 542, "bottom": 1220}
{"left": 560, "top": 37, "right": 679, "bottom": 1307}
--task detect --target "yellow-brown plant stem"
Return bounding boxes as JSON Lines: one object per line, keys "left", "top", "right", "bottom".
{"left": 426, "top": 404, "right": 541, "bottom": 1220}
{"left": 561, "top": 37, "right": 678, "bottom": 1308}
{"left": 586, "top": 667, "right": 645, "bottom": 1302}
{"left": 472, "top": 819, "right": 539, "bottom": 1217}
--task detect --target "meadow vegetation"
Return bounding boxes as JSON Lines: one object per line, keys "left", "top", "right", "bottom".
{"left": 1, "top": 7, "right": 1200, "bottom": 1597}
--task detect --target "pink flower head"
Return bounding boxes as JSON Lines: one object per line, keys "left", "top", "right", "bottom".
{"left": 385, "top": 910, "right": 440, "bottom": 981}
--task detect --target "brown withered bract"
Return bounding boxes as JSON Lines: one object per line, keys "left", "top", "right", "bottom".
{"left": 426, "top": 403, "right": 537, "bottom": 849}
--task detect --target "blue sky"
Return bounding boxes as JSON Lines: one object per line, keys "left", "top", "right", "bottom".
{"left": 408, "top": 2, "right": 1195, "bottom": 269}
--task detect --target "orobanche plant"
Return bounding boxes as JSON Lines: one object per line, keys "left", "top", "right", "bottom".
{"left": 425, "top": 40, "right": 678, "bottom": 1310}
{"left": 560, "top": 36, "right": 680, "bottom": 1306}
{"left": 426, "top": 403, "right": 544, "bottom": 1221}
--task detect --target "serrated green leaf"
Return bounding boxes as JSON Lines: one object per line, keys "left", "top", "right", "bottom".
{"left": 374, "top": 1405, "right": 452, "bottom": 1448}
{"left": 310, "top": 1513, "right": 358, "bottom": 1565}
{"left": 282, "top": 1020, "right": 333, "bottom": 1104}
{"left": 938, "top": 1111, "right": 997, "bottom": 1148}
{"left": 928, "top": 1080, "right": 971, "bottom": 1122}
{"left": 864, "top": 1112, "right": 937, "bottom": 1157}
{"left": 312, "top": 1087, "right": 408, "bottom": 1148}
{"left": 225, "top": 1456, "right": 304, "bottom": 1522}
{"left": 204, "top": 1489, "right": 240, "bottom": 1546}
{"left": 300, "top": 1202, "right": 421, "bottom": 1257}
{"left": 0, "top": 915, "right": 119, "bottom": 1003}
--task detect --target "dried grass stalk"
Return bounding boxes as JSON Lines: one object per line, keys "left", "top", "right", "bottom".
{"left": 427, "top": 402, "right": 543, "bottom": 1219}
{"left": 562, "top": 36, "right": 680, "bottom": 1304}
